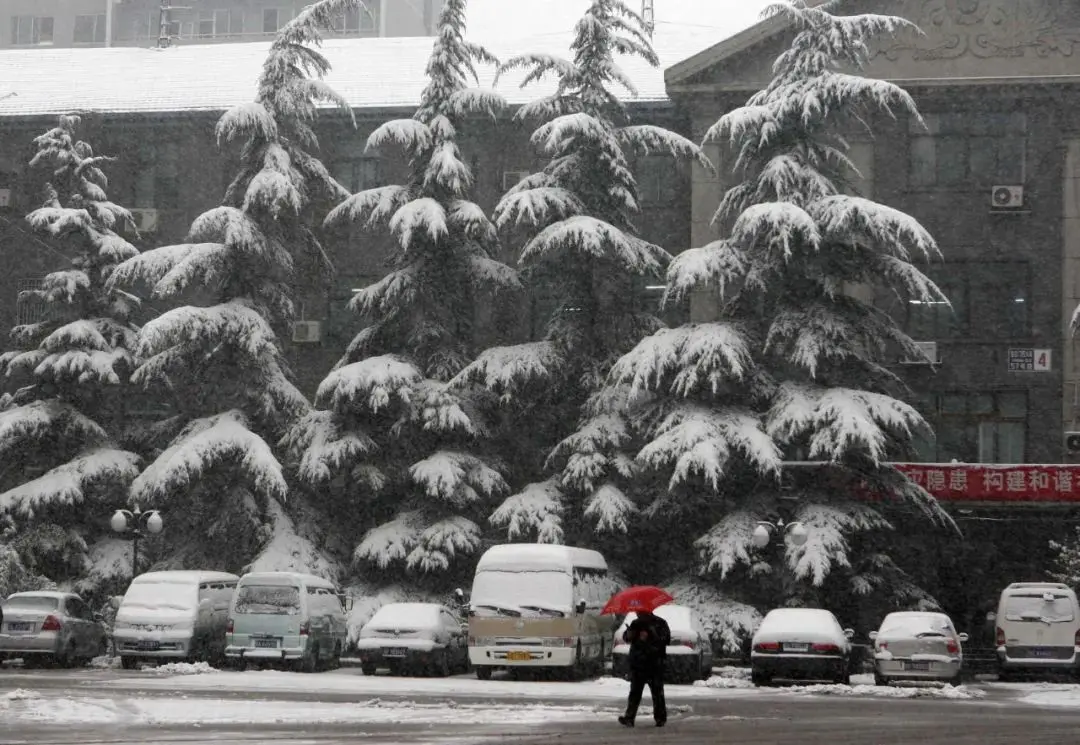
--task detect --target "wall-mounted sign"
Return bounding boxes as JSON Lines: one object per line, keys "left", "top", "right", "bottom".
{"left": 1007, "top": 348, "right": 1051, "bottom": 372}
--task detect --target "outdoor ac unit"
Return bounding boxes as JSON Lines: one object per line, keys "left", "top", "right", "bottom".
{"left": 900, "top": 341, "right": 939, "bottom": 365}
{"left": 1066, "top": 432, "right": 1080, "bottom": 454}
{"left": 0, "top": 188, "right": 10, "bottom": 207}
{"left": 991, "top": 185, "right": 1024, "bottom": 209}
{"left": 291, "top": 320, "right": 322, "bottom": 343}
{"left": 502, "top": 171, "right": 530, "bottom": 190}
{"left": 130, "top": 208, "right": 160, "bottom": 232}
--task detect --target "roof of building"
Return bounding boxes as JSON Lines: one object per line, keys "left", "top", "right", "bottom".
{"left": 0, "top": 2, "right": 768, "bottom": 119}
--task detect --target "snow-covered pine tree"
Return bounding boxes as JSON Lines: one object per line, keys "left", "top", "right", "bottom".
{"left": 105, "top": 1, "right": 362, "bottom": 574}
{"left": 0, "top": 115, "right": 142, "bottom": 595}
{"left": 451, "top": 0, "right": 710, "bottom": 553}
{"left": 285, "top": 0, "right": 517, "bottom": 576}
{"left": 615, "top": 1, "right": 954, "bottom": 606}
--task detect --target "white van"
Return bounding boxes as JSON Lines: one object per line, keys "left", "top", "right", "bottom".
{"left": 113, "top": 570, "right": 239, "bottom": 669}
{"left": 225, "top": 572, "right": 349, "bottom": 672}
{"left": 467, "top": 544, "right": 614, "bottom": 680}
{"left": 995, "top": 582, "right": 1080, "bottom": 679}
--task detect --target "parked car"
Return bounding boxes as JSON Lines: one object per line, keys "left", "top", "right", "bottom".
{"left": 611, "top": 605, "right": 714, "bottom": 683}
{"left": 113, "top": 570, "right": 239, "bottom": 669}
{"left": 225, "top": 571, "right": 349, "bottom": 672}
{"left": 357, "top": 602, "right": 469, "bottom": 677}
{"left": 994, "top": 582, "right": 1080, "bottom": 681}
{"left": 0, "top": 591, "right": 108, "bottom": 668}
{"left": 750, "top": 608, "right": 855, "bottom": 686}
{"left": 869, "top": 611, "right": 967, "bottom": 686}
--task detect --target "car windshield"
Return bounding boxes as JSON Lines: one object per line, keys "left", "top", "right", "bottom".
{"left": 880, "top": 614, "right": 951, "bottom": 636}
{"left": 1005, "top": 594, "right": 1075, "bottom": 623}
{"left": 2, "top": 596, "right": 59, "bottom": 611}
{"left": 235, "top": 585, "right": 301, "bottom": 615}
{"left": 470, "top": 570, "right": 571, "bottom": 617}
{"left": 122, "top": 583, "right": 196, "bottom": 612}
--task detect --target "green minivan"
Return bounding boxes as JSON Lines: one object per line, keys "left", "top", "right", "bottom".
{"left": 224, "top": 572, "right": 349, "bottom": 672}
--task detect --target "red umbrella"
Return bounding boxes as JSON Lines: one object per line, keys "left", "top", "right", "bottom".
{"left": 601, "top": 585, "right": 674, "bottom": 615}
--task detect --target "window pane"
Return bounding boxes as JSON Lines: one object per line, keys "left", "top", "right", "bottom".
{"left": 936, "top": 136, "right": 967, "bottom": 185}
{"left": 939, "top": 422, "right": 978, "bottom": 462}
{"left": 357, "top": 158, "right": 380, "bottom": 189}
{"left": 38, "top": 16, "right": 53, "bottom": 43}
{"left": 998, "top": 392, "right": 1027, "bottom": 418}
{"left": 909, "top": 136, "right": 936, "bottom": 187}
{"left": 263, "top": 9, "right": 279, "bottom": 33}
{"left": 996, "top": 136, "right": 1026, "bottom": 183}
{"left": 230, "top": 9, "right": 243, "bottom": 34}
{"left": 941, "top": 393, "right": 967, "bottom": 414}
{"left": 968, "top": 136, "right": 998, "bottom": 184}
{"left": 74, "top": 15, "right": 95, "bottom": 43}
{"left": 971, "top": 394, "right": 994, "bottom": 415}
{"left": 198, "top": 18, "right": 214, "bottom": 36}
{"left": 911, "top": 430, "right": 937, "bottom": 462}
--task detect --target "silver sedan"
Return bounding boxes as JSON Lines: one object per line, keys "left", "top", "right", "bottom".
{"left": 870, "top": 611, "right": 967, "bottom": 686}
{"left": 0, "top": 591, "right": 109, "bottom": 668}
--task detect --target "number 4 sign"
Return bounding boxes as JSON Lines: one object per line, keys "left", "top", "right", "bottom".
{"left": 1034, "top": 349, "right": 1052, "bottom": 371}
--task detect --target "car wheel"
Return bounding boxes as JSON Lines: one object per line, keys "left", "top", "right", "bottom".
{"left": 300, "top": 643, "right": 319, "bottom": 673}
{"left": 874, "top": 672, "right": 888, "bottom": 686}
{"left": 834, "top": 669, "right": 851, "bottom": 686}
{"left": 475, "top": 666, "right": 493, "bottom": 681}
{"left": 949, "top": 672, "right": 963, "bottom": 687}
{"left": 95, "top": 639, "right": 108, "bottom": 662}
{"left": 750, "top": 670, "right": 772, "bottom": 687}
{"left": 56, "top": 640, "right": 77, "bottom": 669}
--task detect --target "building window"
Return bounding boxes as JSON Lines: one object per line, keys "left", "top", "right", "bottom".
{"left": 15, "top": 278, "right": 47, "bottom": 326}
{"left": 909, "top": 112, "right": 1026, "bottom": 189}
{"left": 199, "top": 9, "right": 243, "bottom": 37}
{"left": 636, "top": 156, "right": 680, "bottom": 205}
{"left": 915, "top": 391, "right": 1027, "bottom": 464}
{"left": 905, "top": 261, "right": 1028, "bottom": 340}
{"left": 331, "top": 157, "right": 381, "bottom": 193}
{"left": 333, "top": 4, "right": 379, "bottom": 33}
{"left": 73, "top": 14, "right": 106, "bottom": 44}
{"left": 263, "top": 9, "right": 283, "bottom": 33}
{"left": 11, "top": 16, "right": 54, "bottom": 45}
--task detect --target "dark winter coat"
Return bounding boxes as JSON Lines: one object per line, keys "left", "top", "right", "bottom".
{"left": 623, "top": 612, "right": 671, "bottom": 672}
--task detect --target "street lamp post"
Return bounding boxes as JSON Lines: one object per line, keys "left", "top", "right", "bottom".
{"left": 110, "top": 506, "right": 164, "bottom": 580}
{"left": 752, "top": 519, "right": 809, "bottom": 549}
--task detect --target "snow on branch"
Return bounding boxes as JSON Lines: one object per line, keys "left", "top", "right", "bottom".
{"left": 216, "top": 101, "right": 278, "bottom": 145}
{"left": 366, "top": 119, "right": 432, "bottom": 154}
{"left": 549, "top": 413, "right": 633, "bottom": 493}
{"left": 348, "top": 267, "right": 419, "bottom": 318}
{"left": 637, "top": 404, "right": 780, "bottom": 490}
{"left": 609, "top": 324, "right": 754, "bottom": 398}
{"left": 33, "top": 348, "right": 133, "bottom": 387}
{"left": 390, "top": 198, "right": 449, "bottom": 250}
{"left": 521, "top": 215, "right": 669, "bottom": 275}
{"left": 447, "top": 200, "right": 496, "bottom": 244}
{"left": 281, "top": 409, "right": 377, "bottom": 483}
{"left": 584, "top": 482, "right": 636, "bottom": 533}
{"left": 445, "top": 88, "right": 505, "bottom": 121}
{"left": 405, "top": 516, "right": 482, "bottom": 573}
{"left": 316, "top": 354, "right": 423, "bottom": 414}
{"left": 493, "top": 187, "right": 584, "bottom": 230}
{"left": 410, "top": 451, "right": 508, "bottom": 506}
{"left": 694, "top": 509, "right": 762, "bottom": 579}
{"left": 531, "top": 113, "right": 610, "bottom": 154}
{"left": 663, "top": 576, "right": 763, "bottom": 656}
{"left": 810, "top": 195, "right": 940, "bottom": 262}
{"left": 417, "top": 381, "right": 485, "bottom": 436}
{"left": 785, "top": 502, "right": 891, "bottom": 586}
{"left": 467, "top": 255, "right": 521, "bottom": 292}
{"left": 354, "top": 511, "right": 423, "bottom": 569}
{"left": 0, "top": 449, "right": 140, "bottom": 519}
{"left": 489, "top": 478, "right": 565, "bottom": 544}
{"left": 130, "top": 410, "right": 287, "bottom": 507}
{"left": 495, "top": 52, "right": 578, "bottom": 90}
{"left": 25, "top": 207, "right": 92, "bottom": 236}
{"left": 188, "top": 206, "right": 284, "bottom": 264}
{"left": 135, "top": 301, "right": 278, "bottom": 371}
{"left": 449, "top": 341, "right": 563, "bottom": 401}
{"left": 325, "top": 185, "right": 411, "bottom": 230}
{"left": 767, "top": 382, "right": 926, "bottom": 465}
{"left": 106, "top": 242, "right": 228, "bottom": 298}
{"left": 618, "top": 125, "right": 714, "bottom": 172}
{"left": 0, "top": 400, "right": 107, "bottom": 460}
{"left": 729, "top": 202, "right": 821, "bottom": 259}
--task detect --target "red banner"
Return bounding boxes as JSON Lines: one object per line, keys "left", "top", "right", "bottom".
{"left": 891, "top": 463, "right": 1080, "bottom": 503}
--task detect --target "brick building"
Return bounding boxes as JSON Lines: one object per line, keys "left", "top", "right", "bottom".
{"left": 3, "top": 0, "right": 441, "bottom": 50}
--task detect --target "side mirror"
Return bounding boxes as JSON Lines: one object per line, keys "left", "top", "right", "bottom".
{"left": 843, "top": 628, "right": 855, "bottom": 639}
{"left": 576, "top": 600, "right": 587, "bottom": 615}
{"left": 868, "top": 630, "right": 878, "bottom": 641}
{"left": 454, "top": 588, "right": 465, "bottom": 600}
{"left": 986, "top": 612, "right": 996, "bottom": 623}
{"left": 958, "top": 632, "right": 969, "bottom": 643}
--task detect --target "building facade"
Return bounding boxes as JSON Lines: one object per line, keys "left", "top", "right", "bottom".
{"left": 3, "top": 0, "right": 442, "bottom": 49}
{"left": 667, "top": 0, "right": 1080, "bottom": 467}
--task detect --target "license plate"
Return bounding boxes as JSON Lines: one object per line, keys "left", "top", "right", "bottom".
{"left": 385, "top": 647, "right": 408, "bottom": 657}
{"left": 783, "top": 643, "right": 809, "bottom": 652}
{"left": 6, "top": 622, "right": 31, "bottom": 632}
{"left": 254, "top": 639, "right": 278, "bottom": 649}
{"left": 904, "top": 661, "right": 931, "bottom": 671}
{"left": 506, "top": 651, "right": 532, "bottom": 661}
{"left": 1031, "top": 648, "right": 1055, "bottom": 658}
{"left": 138, "top": 640, "right": 160, "bottom": 651}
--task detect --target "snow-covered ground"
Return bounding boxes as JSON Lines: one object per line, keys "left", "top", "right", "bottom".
{"left": 992, "top": 681, "right": 1080, "bottom": 708}
{"left": 0, "top": 687, "right": 609, "bottom": 725}
{"left": 695, "top": 668, "right": 986, "bottom": 700}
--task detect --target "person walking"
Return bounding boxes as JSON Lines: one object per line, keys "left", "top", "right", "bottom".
{"left": 618, "top": 609, "right": 670, "bottom": 728}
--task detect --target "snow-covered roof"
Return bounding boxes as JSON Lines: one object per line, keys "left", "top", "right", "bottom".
{"left": 0, "top": 7, "right": 758, "bottom": 119}
{"left": 132, "top": 570, "right": 240, "bottom": 584}
{"left": 619, "top": 604, "right": 694, "bottom": 633}
{"left": 476, "top": 544, "right": 607, "bottom": 573}
{"left": 5, "top": 590, "right": 73, "bottom": 600}
{"left": 239, "top": 571, "right": 337, "bottom": 588}
{"left": 757, "top": 607, "right": 841, "bottom": 634}
{"left": 365, "top": 602, "right": 444, "bottom": 629}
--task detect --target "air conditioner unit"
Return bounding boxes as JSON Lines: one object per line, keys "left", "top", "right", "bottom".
{"left": 291, "top": 320, "right": 322, "bottom": 343}
{"left": 502, "top": 171, "right": 530, "bottom": 190}
{"left": 900, "top": 341, "right": 939, "bottom": 365}
{"left": 0, "top": 188, "right": 10, "bottom": 207}
{"left": 1066, "top": 432, "right": 1080, "bottom": 454}
{"left": 991, "top": 185, "right": 1024, "bottom": 209}
{"left": 130, "top": 208, "right": 160, "bottom": 232}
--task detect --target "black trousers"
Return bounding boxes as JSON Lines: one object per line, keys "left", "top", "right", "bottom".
{"left": 624, "top": 666, "right": 666, "bottom": 723}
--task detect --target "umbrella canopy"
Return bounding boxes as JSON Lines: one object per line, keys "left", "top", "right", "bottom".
{"left": 601, "top": 585, "right": 674, "bottom": 615}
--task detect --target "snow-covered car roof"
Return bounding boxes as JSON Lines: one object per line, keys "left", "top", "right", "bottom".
{"left": 131, "top": 570, "right": 239, "bottom": 584}
{"left": 365, "top": 602, "right": 446, "bottom": 630}
{"left": 617, "top": 605, "right": 694, "bottom": 633}
{"left": 757, "top": 608, "right": 841, "bottom": 635}
{"left": 5, "top": 590, "right": 75, "bottom": 601}
{"left": 476, "top": 544, "right": 607, "bottom": 573}
{"left": 239, "top": 572, "right": 337, "bottom": 589}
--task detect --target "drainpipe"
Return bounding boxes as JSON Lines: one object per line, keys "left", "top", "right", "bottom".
{"left": 378, "top": 0, "right": 387, "bottom": 37}
{"left": 105, "top": 0, "right": 115, "bottom": 46}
